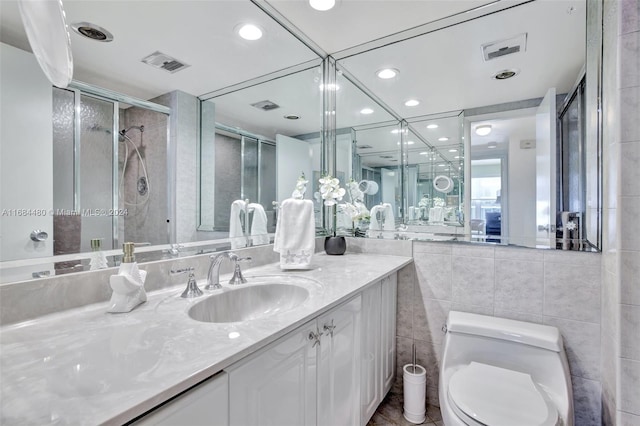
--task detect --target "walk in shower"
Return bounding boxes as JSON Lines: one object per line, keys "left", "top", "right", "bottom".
{"left": 52, "top": 84, "right": 170, "bottom": 258}
{"left": 199, "top": 124, "right": 277, "bottom": 237}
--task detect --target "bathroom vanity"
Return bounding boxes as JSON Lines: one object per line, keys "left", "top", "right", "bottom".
{"left": 0, "top": 253, "right": 411, "bottom": 425}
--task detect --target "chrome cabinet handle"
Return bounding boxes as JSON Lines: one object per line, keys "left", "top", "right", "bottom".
{"left": 323, "top": 319, "right": 336, "bottom": 338}
{"left": 308, "top": 327, "right": 323, "bottom": 347}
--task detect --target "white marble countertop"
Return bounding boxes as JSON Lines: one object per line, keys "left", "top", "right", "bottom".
{"left": 0, "top": 253, "right": 412, "bottom": 425}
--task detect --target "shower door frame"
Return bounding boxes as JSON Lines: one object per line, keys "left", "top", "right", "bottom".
{"left": 65, "top": 81, "right": 171, "bottom": 250}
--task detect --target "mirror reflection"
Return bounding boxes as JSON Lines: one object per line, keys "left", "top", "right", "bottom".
{"left": 336, "top": 0, "right": 597, "bottom": 250}
{"left": 198, "top": 64, "right": 323, "bottom": 245}
{"left": 0, "top": 0, "right": 321, "bottom": 281}
{"left": 0, "top": 0, "right": 602, "bottom": 286}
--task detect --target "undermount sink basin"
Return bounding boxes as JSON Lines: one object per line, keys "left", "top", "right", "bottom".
{"left": 188, "top": 283, "right": 310, "bottom": 323}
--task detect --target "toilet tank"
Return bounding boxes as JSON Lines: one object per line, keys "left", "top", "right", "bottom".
{"left": 441, "top": 311, "right": 572, "bottom": 410}
{"left": 447, "top": 311, "right": 563, "bottom": 352}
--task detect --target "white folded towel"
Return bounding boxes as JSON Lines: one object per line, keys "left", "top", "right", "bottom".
{"left": 273, "top": 199, "right": 315, "bottom": 270}
{"left": 230, "top": 200, "right": 247, "bottom": 249}
{"left": 249, "top": 203, "right": 269, "bottom": 246}
{"left": 383, "top": 203, "right": 395, "bottom": 231}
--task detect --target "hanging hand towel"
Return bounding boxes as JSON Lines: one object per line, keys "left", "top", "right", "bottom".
{"left": 249, "top": 203, "right": 269, "bottom": 246}
{"left": 369, "top": 205, "right": 385, "bottom": 231}
{"left": 273, "top": 199, "right": 315, "bottom": 270}
{"left": 383, "top": 203, "right": 395, "bottom": 231}
{"left": 230, "top": 200, "right": 247, "bottom": 249}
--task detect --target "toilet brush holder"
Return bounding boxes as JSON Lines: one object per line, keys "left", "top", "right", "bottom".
{"left": 403, "top": 363, "right": 427, "bottom": 424}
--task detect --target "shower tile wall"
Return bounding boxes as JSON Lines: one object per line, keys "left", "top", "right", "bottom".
{"left": 386, "top": 240, "right": 603, "bottom": 425}
{"left": 212, "top": 134, "right": 242, "bottom": 230}
{"left": 601, "top": 0, "right": 640, "bottom": 424}
{"left": 120, "top": 106, "right": 168, "bottom": 246}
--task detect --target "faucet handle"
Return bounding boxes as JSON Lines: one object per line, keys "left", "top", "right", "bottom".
{"left": 229, "top": 256, "right": 252, "bottom": 285}
{"left": 170, "top": 267, "right": 203, "bottom": 298}
{"left": 180, "top": 271, "right": 203, "bottom": 298}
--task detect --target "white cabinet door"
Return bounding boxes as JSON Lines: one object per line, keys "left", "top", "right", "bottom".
{"left": 361, "top": 282, "right": 381, "bottom": 424}
{"left": 380, "top": 274, "right": 398, "bottom": 396}
{"left": 133, "top": 372, "right": 229, "bottom": 426}
{"left": 228, "top": 319, "right": 318, "bottom": 426}
{"left": 318, "top": 295, "right": 362, "bottom": 426}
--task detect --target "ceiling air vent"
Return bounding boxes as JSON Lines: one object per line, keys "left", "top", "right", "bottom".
{"left": 141, "top": 51, "right": 190, "bottom": 74}
{"left": 358, "top": 144, "right": 373, "bottom": 149}
{"left": 481, "top": 33, "right": 527, "bottom": 61}
{"left": 251, "top": 100, "right": 280, "bottom": 111}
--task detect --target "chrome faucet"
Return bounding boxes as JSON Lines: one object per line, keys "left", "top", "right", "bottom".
{"left": 205, "top": 252, "right": 252, "bottom": 290}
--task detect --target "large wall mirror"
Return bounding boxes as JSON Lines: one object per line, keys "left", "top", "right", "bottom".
{"left": 0, "top": 0, "right": 321, "bottom": 282}
{"left": 336, "top": 0, "right": 601, "bottom": 251}
{"left": 0, "top": 0, "right": 603, "bottom": 285}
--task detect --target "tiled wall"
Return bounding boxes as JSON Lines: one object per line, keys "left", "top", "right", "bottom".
{"left": 601, "top": 0, "right": 640, "bottom": 424}
{"left": 120, "top": 105, "right": 169, "bottom": 246}
{"left": 396, "top": 241, "right": 603, "bottom": 425}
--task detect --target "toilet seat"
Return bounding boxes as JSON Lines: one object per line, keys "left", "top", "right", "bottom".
{"left": 447, "top": 362, "right": 559, "bottom": 426}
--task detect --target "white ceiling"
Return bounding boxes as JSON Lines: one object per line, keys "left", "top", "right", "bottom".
{"left": 0, "top": 0, "right": 319, "bottom": 101}
{"left": 264, "top": 0, "right": 495, "bottom": 54}
{"left": 337, "top": 0, "right": 585, "bottom": 117}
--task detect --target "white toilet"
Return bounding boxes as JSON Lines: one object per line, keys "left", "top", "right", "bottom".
{"left": 439, "top": 311, "right": 574, "bottom": 426}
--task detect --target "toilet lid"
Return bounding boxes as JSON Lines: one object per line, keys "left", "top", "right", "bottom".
{"left": 448, "top": 362, "right": 558, "bottom": 426}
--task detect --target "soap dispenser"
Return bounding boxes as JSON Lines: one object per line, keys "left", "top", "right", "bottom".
{"left": 89, "top": 238, "right": 108, "bottom": 270}
{"left": 107, "top": 242, "right": 147, "bottom": 313}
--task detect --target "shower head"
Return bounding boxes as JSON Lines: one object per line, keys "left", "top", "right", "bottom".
{"left": 120, "top": 125, "right": 144, "bottom": 136}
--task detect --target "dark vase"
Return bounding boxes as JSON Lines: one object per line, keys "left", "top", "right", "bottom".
{"left": 324, "top": 236, "right": 346, "bottom": 255}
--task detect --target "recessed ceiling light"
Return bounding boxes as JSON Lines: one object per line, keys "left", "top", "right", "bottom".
{"left": 420, "top": 151, "right": 429, "bottom": 155}
{"left": 487, "top": 142, "right": 498, "bottom": 149}
{"left": 360, "top": 108, "right": 374, "bottom": 115}
{"left": 427, "top": 124, "right": 438, "bottom": 129}
{"left": 438, "top": 137, "right": 449, "bottom": 142}
{"left": 396, "top": 141, "right": 415, "bottom": 145}
{"left": 237, "top": 24, "right": 263, "bottom": 40}
{"left": 454, "top": 156, "right": 461, "bottom": 159}
{"left": 449, "top": 149, "right": 458, "bottom": 152}
{"left": 438, "top": 164, "right": 446, "bottom": 167}
{"left": 376, "top": 68, "right": 399, "bottom": 79}
{"left": 309, "top": 0, "right": 336, "bottom": 11}
{"left": 404, "top": 99, "right": 420, "bottom": 107}
{"left": 475, "top": 124, "right": 492, "bottom": 136}
{"left": 492, "top": 68, "right": 520, "bottom": 80}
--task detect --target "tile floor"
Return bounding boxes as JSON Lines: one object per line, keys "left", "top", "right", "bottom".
{"left": 366, "top": 389, "right": 443, "bottom": 426}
